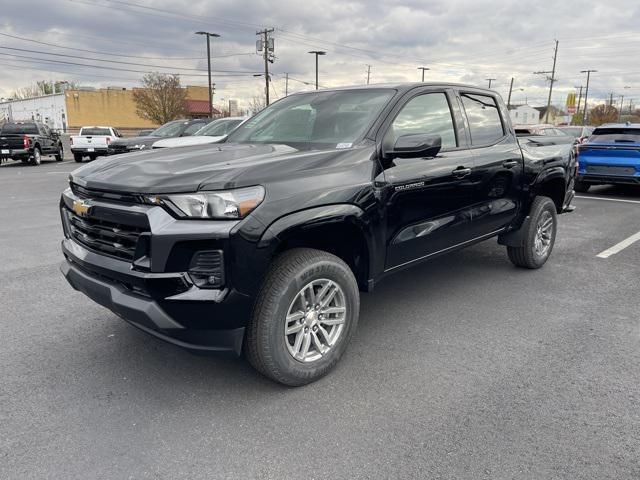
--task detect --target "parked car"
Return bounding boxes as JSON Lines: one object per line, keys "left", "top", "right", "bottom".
{"left": 557, "top": 125, "right": 594, "bottom": 144}
{"left": 60, "top": 83, "right": 575, "bottom": 385}
{"left": 108, "top": 118, "right": 213, "bottom": 154}
{"left": 513, "top": 124, "right": 576, "bottom": 145}
{"left": 152, "top": 117, "right": 246, "bottom": 149}
{"left": 0, "top": 122, "right": 63, "bottom": 165}
{"left": 70, "top": 126, "right": 121, "bottom": 162}
{"left": 137, "top": 129, "right": 155, "bottom": 137}
{"left": 574, "top": 122, "right": 640, "bottom": 192}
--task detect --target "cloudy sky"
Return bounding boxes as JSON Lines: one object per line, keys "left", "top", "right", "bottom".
{"left": 1, "top": 0, "right": 639, "bottom": 110}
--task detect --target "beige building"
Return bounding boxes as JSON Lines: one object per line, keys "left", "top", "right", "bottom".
{"left": 1, "top": 86, "right": 212, "bottom": 135}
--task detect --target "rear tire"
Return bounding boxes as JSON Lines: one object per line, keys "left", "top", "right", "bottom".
{"left": 574, "top": 180, "right": 590, "bottom": 193}
{"left": 31, "top": 148, "right": 41, "bottom": 165}
{"left": 73, "top": 152, "right": 83, "bottom": 163}
{"left": 89, "top": 154, "right": 97, "bottom": 161}
{"left": 507, "top": 196, "right": 557, "bottom": 269}
{"left": 245, "top": 248, "right": 360, "bottom": 386}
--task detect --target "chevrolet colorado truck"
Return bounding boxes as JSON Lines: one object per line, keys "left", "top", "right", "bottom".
{"left": 0, "top": 122, "right": 63, "bottom": 165}
{"left": 60, "top": 83, "right": 575, "bottom": 386}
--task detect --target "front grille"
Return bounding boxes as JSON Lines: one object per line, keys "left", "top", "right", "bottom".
{"left": 71, "top": 183, "right": 141, "bottom": 204}
{"left": 586, "top": 165, "right": 636, "bottom": 176}
{"left": 64, "top": 208, "right": 147, "bottom": 261}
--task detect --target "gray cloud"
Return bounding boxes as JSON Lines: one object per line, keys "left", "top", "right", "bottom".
{"left": 1, "top": 0, "right": 639, "bottom": 110}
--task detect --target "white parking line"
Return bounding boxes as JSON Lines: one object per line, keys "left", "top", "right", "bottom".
{"left": 596, "top": 231, "right": 640, "bottom": 259}
{"left": 575, "top": 195, "right": 640, "bottom": 205}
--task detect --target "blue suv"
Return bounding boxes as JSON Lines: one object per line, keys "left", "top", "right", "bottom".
{"left": 575, "top": 123, "right": 640, "bottom": 192}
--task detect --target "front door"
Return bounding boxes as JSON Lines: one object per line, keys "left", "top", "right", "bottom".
{"left": 380, "top": 91, "right": 476, "bottom": 270}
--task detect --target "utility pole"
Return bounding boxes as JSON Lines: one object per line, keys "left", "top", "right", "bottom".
{"left": 486, "top": 78, "right": 496, "bottom": 89}
{"left": 609, "top": 92, "right": 614, "bottom": 106}
{"left": 256, "top": 28, "right": 275, "bottom": 105}
{"left": 195, "top": 31, "right": 220, "bottom": 117}
{"left": 581, "top": 69, "right": 597, "bottom": 125}
{"left": 506, "top": 77, "right": 514, "bottom": 109}
{"left": 285, "top": 73, "right": 289, "bottom": 96}
{"left": 308, "top": 51, "right": 326, "bottom": 90}
{"left": 533, "top": 39, "right": 558, "bottom": 124}
{"left": 418, "top": 67, "right": 429, "bottom": 82}
{"left": 366, "top": 65, "right": 371, "bottom": 85}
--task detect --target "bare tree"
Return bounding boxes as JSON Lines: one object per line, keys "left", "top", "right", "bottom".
{"left": 248, "top": 96, "right": 267, "bottom": 115}
{"left": 589, "top": 104, "right": 618, "bottom": 126}
{"left": 133, "top": 73, "right": 189, "bottom": 125}
{"left": 11, "top": 80, "right": 76, "bottom": 99}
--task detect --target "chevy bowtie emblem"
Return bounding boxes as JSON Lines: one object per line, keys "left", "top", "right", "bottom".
{"left": 72, "top": 199, "right": 92, "bottom": 217}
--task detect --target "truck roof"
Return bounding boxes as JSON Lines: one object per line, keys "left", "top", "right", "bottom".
{"left": 289, "top": 82, "right": 497, "bottom": 96}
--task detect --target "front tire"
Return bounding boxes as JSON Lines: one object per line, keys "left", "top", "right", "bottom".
{"left": 55, "top": 144, "right": 63, "bottom": 161}
{"left": 507, "top": 196, "right": 557, "bottom": 269}
{"left": 245, "top": 248, "right": 360, "bottom": 386}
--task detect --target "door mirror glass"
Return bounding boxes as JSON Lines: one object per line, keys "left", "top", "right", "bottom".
{"left": 390, "top": 133, "right": 442, "bottom": 158}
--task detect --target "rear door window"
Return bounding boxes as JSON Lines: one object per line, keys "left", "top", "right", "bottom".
{"left": 460, "top": 93, "right": 505, "bottom": 145}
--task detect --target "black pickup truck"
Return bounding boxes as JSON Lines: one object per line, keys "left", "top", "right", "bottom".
{"left": 0, "top": 122, "right": 64, "bottom": 165}
{"left": 60, "top": 83, "right": 575, "bottom": 385}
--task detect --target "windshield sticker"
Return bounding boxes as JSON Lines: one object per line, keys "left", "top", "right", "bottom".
{"left": 336, "top": 143, "right": 352, "bottom": 149}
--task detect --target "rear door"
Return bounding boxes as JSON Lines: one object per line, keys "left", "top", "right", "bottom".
{"left": 39, "top": 124, "right": 55, "bottom": 153}
{"left": 459, "top": 91, "right": 524, "bottom": 237}
{"left": 379, "top": 88, "right": 477, "bottom": 270}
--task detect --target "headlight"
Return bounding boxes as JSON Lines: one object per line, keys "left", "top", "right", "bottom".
{"left": 149, "top": 186, "right": 265, "bottom": 219}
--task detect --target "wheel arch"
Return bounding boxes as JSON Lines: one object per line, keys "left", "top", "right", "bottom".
{"left": 531, "top": 168, "right": 567, "bottom": 213}
{"left": 258, "top": 205, "right": 376, "bottom": 291}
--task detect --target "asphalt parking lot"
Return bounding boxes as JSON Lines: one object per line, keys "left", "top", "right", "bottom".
{"left": 1, "top": 159, "right": 639, "bottom": 479}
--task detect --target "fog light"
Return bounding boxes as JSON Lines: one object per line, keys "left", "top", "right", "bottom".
{"left": 188, "top": 250, "right": 224, "bottom": 289}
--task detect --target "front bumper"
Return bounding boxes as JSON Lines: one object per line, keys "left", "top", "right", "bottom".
{"left": 578, "top": 173, "right": 640, "bottom": 185}
{"left": 60, "top": 187, "right": 252, "bottom": 356}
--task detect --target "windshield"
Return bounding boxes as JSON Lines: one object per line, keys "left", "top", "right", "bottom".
{"left": 589, "top": 128, "right": 640, "bottom": 143}
{"left": 227, "top": 89, "right": 394, "bottom": 149}
{"left": 197, "top": 118, "right": 243, "bottom": 136}
{"left": 151, "top": 120, "right": 185, "bottom": 138}
{"left": 80, "top": 127, "right": 111, "bottom": 136}
{"left": 1, "top": 123, "right": 38, "bottom": 134}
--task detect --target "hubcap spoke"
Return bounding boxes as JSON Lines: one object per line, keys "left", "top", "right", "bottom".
{"left": 284, "top": 279, "right": 347, "bottom": 363}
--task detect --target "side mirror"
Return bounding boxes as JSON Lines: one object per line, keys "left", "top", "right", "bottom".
{"left": 388, "top": 133, "right": 442, "bottom": 159}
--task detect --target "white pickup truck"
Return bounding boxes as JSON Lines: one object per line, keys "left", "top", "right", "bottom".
{"left": 70, "top": 126, "right": 121, "bottom": 162}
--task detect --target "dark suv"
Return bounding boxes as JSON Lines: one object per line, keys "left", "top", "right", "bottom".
{"left": 60, "top": 83, "right": 575, "bottom": 385}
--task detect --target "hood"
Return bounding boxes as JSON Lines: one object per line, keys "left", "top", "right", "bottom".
{"left": 69, "top": 142, "right": 373, "bottom": 193}
{"left": 152, "top": 135, "right": 225, "bottom": 149}
{"left": 110, "top": 136, "right": 160, "bottom": 147}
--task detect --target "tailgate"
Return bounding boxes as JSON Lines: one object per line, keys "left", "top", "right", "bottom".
{"left": 578, "top": 144, "right": 640, "bottom": 176}
{"left": 0, "top": 135, "right": 27, "bottom": 149}
{"left": 72, "top": 136, "right": 110, "bottom": 148}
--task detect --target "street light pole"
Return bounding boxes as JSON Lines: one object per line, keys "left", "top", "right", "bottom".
{"left": 580, "top": 69, "right": 597, "bottom": 126}
{"left": 418, "top": 67, "right": 429, "bottom": 82}
{"left": 195, "top": 31, "right": 220, "bottom": 118}
{"left": 308, "top": 51, "right": 326, "bottom": 90}
{"left": 486, "top": 78, "right": 496, "bottom": 89}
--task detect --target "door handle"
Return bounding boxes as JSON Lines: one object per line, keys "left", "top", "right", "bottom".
{"left": 503, "top": 160, "right": 519, "bottom": 169}
{"left": 452, "top": 167, "right": 471, "bottom": 178}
